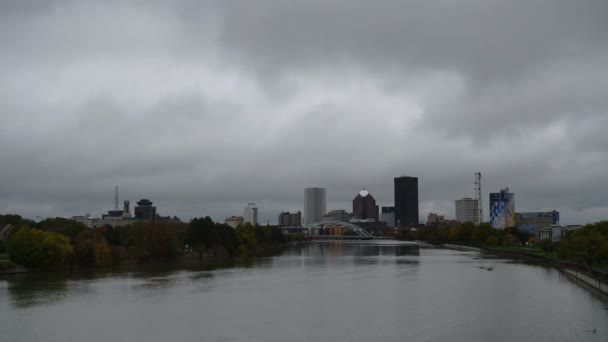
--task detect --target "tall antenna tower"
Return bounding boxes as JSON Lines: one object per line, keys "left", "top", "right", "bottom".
{"left": 114, "top": 186, "right": 119, "bottom": 210}
{"left": 474, "top": 172, "right": 483, "bottom": 224}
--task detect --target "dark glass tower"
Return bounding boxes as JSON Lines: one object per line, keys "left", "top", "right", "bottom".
{"left": 394, "top": 176, "right": 419, "bottom": 227}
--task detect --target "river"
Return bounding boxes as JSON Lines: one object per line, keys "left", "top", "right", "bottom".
{"left": 1, "top": 240, "right": 607, "bottom": 341}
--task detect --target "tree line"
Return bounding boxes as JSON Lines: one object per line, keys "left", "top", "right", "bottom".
{"left": 398, "top": 220, "right": 608, "bottom": 267}
{"left": 1, "top": 214, "right": 302, "bottom": 270}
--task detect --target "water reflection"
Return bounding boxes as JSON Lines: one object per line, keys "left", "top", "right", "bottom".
{"left": 5, "top": 273, "right": 71, "bottom": 308}
{"left": 1, "top": 241, "right": 607, "bottom": 342}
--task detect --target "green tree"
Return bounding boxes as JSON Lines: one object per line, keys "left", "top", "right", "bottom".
{"left": 236, "top": 223, "right": 257, "bottom": 254}
{"left": 187, "top": 217, "right": 216, "bottom": 257}
{"left": 472, "top": 223, "right": 493, "bottom": 244}
{"left": 502, "top": 233, "right": 520, "bottom": 246}
{"left": 485, "top": 236, "right": 499, "bottom": 246}
{"left": 540, "top": 238, "right": 553, "bottom": 255}
{"left": 8, "top": 226, "right": 73, "bottom": 269}
{"left": 36, "top": 217, "right": 86, "bottom": 238}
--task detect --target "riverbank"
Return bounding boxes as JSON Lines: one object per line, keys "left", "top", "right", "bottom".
{"left": 0, "top": 243, "right": 296, "bottom": 276}
{"left": 440, "top": 243, "right": 608, "bottom": 295}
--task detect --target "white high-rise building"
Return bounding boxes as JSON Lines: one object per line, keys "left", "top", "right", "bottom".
{"left": 303, "top": 187, "right": 326, "bottom": 226}
{"left": 243, "top": 203, "right": 258, "bottom": 226}
{"left": 455, "top": 198, "right": 479, "bottom": 223}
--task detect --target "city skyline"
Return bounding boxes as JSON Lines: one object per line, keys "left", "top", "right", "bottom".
{"left": 2, "top": 1, "right": 608, "bottom": 226}
{"left": 14, "top": 176, "right": 572, "bottom": 227}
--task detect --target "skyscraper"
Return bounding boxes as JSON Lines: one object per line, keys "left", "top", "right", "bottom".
{"left": 455, "top": 198, "right": 480, "bottom": 223}
{"left": 489, "top": 188, "right": 515, "bottom": 229}
{"left": 244, "top": 203, "right": 258, "bottom": 226}
{"left": 303, "top": 187, "right": 326, "bottom": 226}
{"left": 352, "top": 188, "right": 379, "bottom": 221}
{"left": 394, "top": 176, "right": 419, "bottom": 227}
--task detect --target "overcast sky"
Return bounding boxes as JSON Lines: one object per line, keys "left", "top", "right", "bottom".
{"left": 1, "top": 0, "right": 608, "bottom": 225}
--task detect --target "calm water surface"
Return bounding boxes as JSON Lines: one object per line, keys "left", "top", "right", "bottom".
{"left": 1, "top": 241, "right": 607, "bottom": 342}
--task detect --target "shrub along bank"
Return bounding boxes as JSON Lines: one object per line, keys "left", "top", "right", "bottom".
{"left": 1, "top": 214, "right": 303, "bottom": 271}
{"left": 398, "top": 221, "right": 608, "bottom": 270}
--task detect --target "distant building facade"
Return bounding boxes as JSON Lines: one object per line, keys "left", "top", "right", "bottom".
{"left": 322, "top": 210, "right": 352, "bottom": 222}
{"left": 225, "top": 216, "right": 244, "bottom": 229}
{"left": 537, "top": 224, "right": 581, "bottom": 242}
{"left": 380, "top": 206, "right": 396, "bottom": 228}
{"left": 134, "top": 199, "right": 156, "bottom": 221}
{"left": 278, "top": 211, "right": 302, "bottom": 227}
{"left": 515, "top": 211, "right": 560, "bottom": 234}
{"left": 489, "top": 188, "right": 515, "bottom": 229}
{"left": 304, "top": 187, "right": 327, "bottom": 225}
{"left": 243, "top": 203, "right": 258, "bottom": 226}
{"left": 394, "top": 176, "right": 419, "bottom": 227}
{"left": 352, "top": 189, "right": 379, "bottom": 222}
{"left": 455, "top": 198, "right": 480, "bottom": 223}
{"left": 426, "top": 213, "right": 445, "bottom": 225}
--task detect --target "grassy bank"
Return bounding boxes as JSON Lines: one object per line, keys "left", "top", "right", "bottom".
{"left": 481, "top": 245, "right": 608, "bottom": 273}
{"left": 488, "top": 245, "right": 560, "bottom": 261}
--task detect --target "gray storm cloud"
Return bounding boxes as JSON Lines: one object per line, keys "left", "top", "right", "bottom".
{"left": 1, "top": 0, "right": 607, "bottom": 225}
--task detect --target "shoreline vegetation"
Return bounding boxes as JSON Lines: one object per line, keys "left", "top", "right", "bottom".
{"left": 398, "top": 221, "right": 608, "bottom": 294}
{"left": 0, "top": 214, "right": 306, "bottom": 275}
{"left": 396, "top": 221, "right": 608, "bottom": 273}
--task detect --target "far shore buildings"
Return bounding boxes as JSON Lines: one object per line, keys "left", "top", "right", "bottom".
{"left": 352, "top": 189, "right": 379, "bottom": 222}
{"left": 243, "top": 203, "right": 258, "bottom": 226}
{"left": 225, "top": 216, "right": 244, "bottom": 229}
{"left": 490, "top": 188, "right": 515, "bottom": 229}
{"left": 134, "top": 199, "right": 156, "bottom": 221}
{"left": 394, "top": 176, "right": 419, "bottom": 227}
{"left": 455, "top": 198, "right": 480, "bottom": 223}
{"left": 278, "top": 211, "right": 302, "bottom": 227}
{"left": 69, "top": 197, "right": 179, "bottom": 228}
{"left": 537, "top": 224, "right": 581, "bottom": 242}
{"left": 515, "top": 211, "right": 560, "bottom": 234}
{"left": 303, "top": 187, "right": 327, "bottom": 226}
{"left": 380, "top": 207, "right": 395, "bottom": 228}
{"left": 322, "top": 209, "right": 352, "bottom": 222}
{"left": 426, "top": 213, "right": 445, "bottom": 225}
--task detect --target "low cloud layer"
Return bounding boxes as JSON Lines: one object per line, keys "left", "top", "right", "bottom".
{"left": 2, "top": 1, "right": 607, "bottom": 225}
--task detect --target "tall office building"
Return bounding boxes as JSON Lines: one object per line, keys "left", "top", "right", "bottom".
{"left": 489, "top": 188, "right": 515, "bottom": 229}
{"left": 455, "top": 198, "right": 480, "bottom": 223}
{"left": 380, "top": 207, "right": 396, "bottom": 228}
{"left": 244, "top": 203, "right": 258, "bottom": 226}
{"left": 352, "top": 189, "right": 379, "bottom": 222}
{"left": 303, "top": 187, "right": 326, "bottom": 225}
{"left": 394, "top": 176, "right": 419, "bottom": 227}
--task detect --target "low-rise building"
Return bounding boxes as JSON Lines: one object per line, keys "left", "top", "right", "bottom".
{"left": 537, "top": 225, "right": 582, "bottom": 242}
{"left": 515, "top": 211, "right": 559, "bottom": 234}
{"left": 380, "top": 207, "right": 396, "bottom": 228}
{"left": 278, "top": 211, "right": 302, "bottom": 227}
{"left": 225, "top": 216, "right": 244, "bottom": 229}
{"left": 322, "top": 210, "right": 352, "bottom": 222}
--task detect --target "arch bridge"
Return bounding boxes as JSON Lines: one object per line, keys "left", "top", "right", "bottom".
{"left": 308, "top": 221, "right": 374, "bottom": 239}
